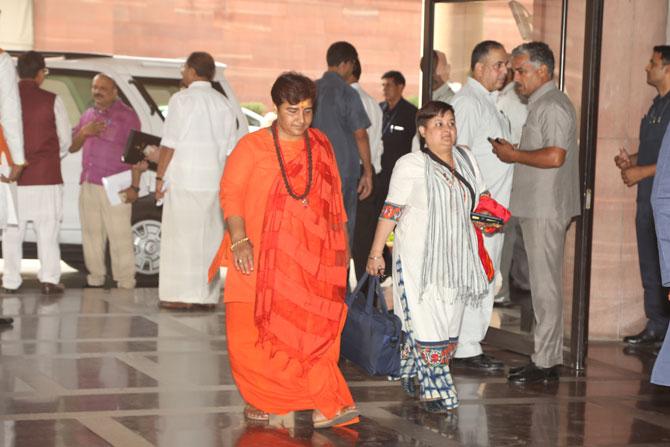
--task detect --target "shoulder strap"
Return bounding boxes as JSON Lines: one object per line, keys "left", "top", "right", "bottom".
{"left": 425, "top": 148, "right": 477, "bottom": 212}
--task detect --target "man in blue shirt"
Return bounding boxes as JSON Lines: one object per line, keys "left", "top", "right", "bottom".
{"left": 617, "top": 45, "right": 670, "bottom": 346}
{"left": 313, "top": 41, "right": 372, "bottom": 247}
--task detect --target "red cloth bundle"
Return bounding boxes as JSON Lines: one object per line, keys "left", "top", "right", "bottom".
{"left": 473, "top": 195, "right": 511, "bottom": 281}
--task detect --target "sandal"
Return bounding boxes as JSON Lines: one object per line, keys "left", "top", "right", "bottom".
{"left": 244, "top": 404, "right": 269, "bottom": 422}
{"left": 313, "top": 406, "right": 360, "bottom": 429}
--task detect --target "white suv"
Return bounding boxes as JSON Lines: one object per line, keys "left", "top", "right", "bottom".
{"left": 8, "top": 52, "right": 248, "bottom": 286}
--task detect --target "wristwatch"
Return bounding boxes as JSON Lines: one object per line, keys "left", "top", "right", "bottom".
{"left": 130, "top": 185, "right": 140, "bottom": 193}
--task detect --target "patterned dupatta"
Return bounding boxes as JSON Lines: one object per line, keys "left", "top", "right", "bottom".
{"left": 254, "top": 129, "right": 348, "bottom": 368}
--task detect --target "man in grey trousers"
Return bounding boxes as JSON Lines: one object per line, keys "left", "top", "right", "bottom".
{"left": 491, "top": 41, "right": 580, "bottom": 384}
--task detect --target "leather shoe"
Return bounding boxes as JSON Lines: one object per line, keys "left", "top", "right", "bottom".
{"left": 623, "top": 329, "right": 664, "bottom": 345}
{"left": 508, "top": 363, "right": 560, "bottom": 384}
{"left": 41, "top": 282, "right": 64, "bottom": 295}
{"left": 1, "top": 287, "right": 19, "bottom": 294}
{"left": 0, "top": 317, "right": 13, "bottom": 325}
{"left": 451, "top": 353, "right": 504, "bottom": 371}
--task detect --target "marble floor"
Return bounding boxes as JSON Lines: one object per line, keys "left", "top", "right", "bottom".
{"left": 1, "top": 286, "right": 669, "bottom": 447}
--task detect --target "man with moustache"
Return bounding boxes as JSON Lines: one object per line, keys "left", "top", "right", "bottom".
{"left": 492, "top": 42, "right": 580, "bottom": 384}
{"left": 617, "top": 45, "right": 670, "bottom": 347}
{"left": 2, "top": 51, "right": 71, "bottom": 295}
{"left": 70, "top": 73, "right": 140, "bottom": 289}
{"left": 450, "top": 40, "right": 511, "bottom": 371}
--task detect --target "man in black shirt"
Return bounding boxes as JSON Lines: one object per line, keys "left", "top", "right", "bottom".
{"left": 377, "top": 71, "right": 418, "bottom": 207}
{"left": 617, "top": 45, "right": 670, "bottom": 346}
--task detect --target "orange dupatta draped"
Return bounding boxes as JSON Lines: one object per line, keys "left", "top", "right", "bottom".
{"left": 254, "top": 129, "right": 348, "bottom": 367}
{"left": 0, "top": 127, "right": 14, "bottom": 165}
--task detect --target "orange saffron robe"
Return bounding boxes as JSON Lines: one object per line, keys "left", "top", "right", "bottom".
{"left": 210, "top": 128, "right": 356, "bottom": 419}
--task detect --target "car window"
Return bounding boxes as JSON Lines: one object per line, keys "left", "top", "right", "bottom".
{"left": 131, "top": 77, "right": 181, "bottom": 119}
{"left": 246, "top": 113, "right": 260, "bottom": 127}
{"left": 42, "top": 69, "right": 133, "bottom": 125}
{"left": 131, "top": 77, "right": 237, "bottom": 128}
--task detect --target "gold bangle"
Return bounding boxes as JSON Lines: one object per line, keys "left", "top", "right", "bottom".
{"left": 230, "top": 237, "right": 250, "bottom": 251}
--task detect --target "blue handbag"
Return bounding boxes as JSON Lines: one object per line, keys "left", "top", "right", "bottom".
{"left": 340, "top": 273, "right": 403, "bottom": 376}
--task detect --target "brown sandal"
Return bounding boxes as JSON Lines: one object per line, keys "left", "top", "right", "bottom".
{"left": 244, "top": 404, "right": 269, "bottom": 422}
{"left": 313, "top": 406, "right": 360, "bottom": 429}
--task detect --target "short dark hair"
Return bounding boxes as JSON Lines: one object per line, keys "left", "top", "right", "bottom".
{"left": 186, "top": 51, "right": 216, "bottom": 81}
{"left": 416, "top": 100, "right": 454, "bottom": 130}
{"left": 511, "top": 42, "right": 555, "bottom": 78}
{"left": 17, "top": 51, "right": 45, "bottom": 79}
{"left": 381, "top": 70, "right": 406, "bottom": 86}
{"left": 470, "top": 40, "right": 504, "bottom": 72}
{"left": 271, "top": 72, "right": 316, "bottom": 106}
{"left": 654, "top": 45, "right": 670, "bottom": 65}
{"left": 352, "top": 59, "right": 362, "bottom": 81}
{"left": 326, "top": 41, "right": 358, "bottom": 67}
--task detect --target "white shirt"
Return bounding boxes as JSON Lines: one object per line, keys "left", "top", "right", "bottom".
{"left": 54, "top": 96, "right": 72, "bottom": 157}
{"left": 161, "top": 81, "right": 237, "bottom": 191}
{"left": 351, "top": 82, "right": 383, "bottom": 174}
{"left": 0, "top": 51, "right": 24, "bottom": 164}
{"left": 496, "top": 82, "right": 528, "bottom": 146}
{"left": 451, "top": 77, "right": 512, "bottom": 202}
{"left": 433, "top": 82, "right": 456, "bottom": 103}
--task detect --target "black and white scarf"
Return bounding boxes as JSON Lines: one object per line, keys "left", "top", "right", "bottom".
{"left": 420, "top": 148, "right": 488, "bottom": 306}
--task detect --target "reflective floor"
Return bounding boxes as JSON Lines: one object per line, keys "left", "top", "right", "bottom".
{"left": 1, "top": 287, "right": 669, "bottom": 446}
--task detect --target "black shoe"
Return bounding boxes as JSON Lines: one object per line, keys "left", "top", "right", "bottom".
{"left": 400, "top": 376, "right": 418, "bottom": 398}
{"left": 84, "top": 284, "right": 104, "bottom": 289}
{"left": 420, "top": 399, "right": 452, "bottom": 413}
{"left": 0, "top": 317, "right": 13, "bottom": 325}
{"left": 508, "top": 364, "right": 528, "bottom": 375}
{"left": 623, "top": 329, "right": 664, "bottom": 345}
{"left": 508, "top": 363, "right": 560, "bottom": 384}
{"left": 1, "top": 287, "right": 19, "bottom": 294}
{"left": 452, "top": 353, "right": 504, "bottom": 371}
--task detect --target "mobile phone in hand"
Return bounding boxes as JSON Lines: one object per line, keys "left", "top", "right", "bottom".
{"left": 470, "top": 212, "right": 504, "bottom": 225}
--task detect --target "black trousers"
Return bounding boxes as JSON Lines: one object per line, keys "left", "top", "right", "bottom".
{"left": 352, "top": 174, "right": 381, "bottom": 280}
{"left": 636, "top": 201, "right": 670, "bottom": 333}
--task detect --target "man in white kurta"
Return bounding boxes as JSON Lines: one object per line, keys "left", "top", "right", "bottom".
{"left": 2, "top": 51, "right": 72, "bottom": 294}
{"left": 0, "top": 49, "right": 25, "bottom": 325}
{"left": 155, "top": 52, "right": 237, "bottom": 309}
{"left": 451, "top": 41, "right": 511, "bottom": 370}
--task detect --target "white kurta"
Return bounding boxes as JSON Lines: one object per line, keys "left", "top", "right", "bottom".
{"left": 497, "top": 82, "right": 528, "bottom": 146}
{"left": 0, "top": 51, "right": 25, "bottom": 230}
{"left": 387, "top": 151, "right": 487, "bottom": 343}
{"left": 159, "top": 81, "right": 237, "bottom": 304}
{"left": 451, "top": 77, "right": 512, "bottom": 358}
{"left": 2, "top": 96, "right": 71, "bottom": 289}
{"left": 351, "top": 82, "right": 383, "bottom": 174}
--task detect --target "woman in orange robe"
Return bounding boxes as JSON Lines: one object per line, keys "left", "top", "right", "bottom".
{"left": 209, "top": 72, "right": 358, "bottom": 428}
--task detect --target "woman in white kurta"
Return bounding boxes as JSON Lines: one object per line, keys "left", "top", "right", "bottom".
{"left": 367, "top": 101, "right": 491, "bottom": 412}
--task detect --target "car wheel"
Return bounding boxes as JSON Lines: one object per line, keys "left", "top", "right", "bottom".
{"left": 132, "top": 197, "right": 162, "bottom": 287}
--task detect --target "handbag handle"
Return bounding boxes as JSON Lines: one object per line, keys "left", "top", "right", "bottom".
{"left": 347, "top": 273, "right": 391, "bottom": 315}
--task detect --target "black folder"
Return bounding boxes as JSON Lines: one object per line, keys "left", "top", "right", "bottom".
{"left": 122, "top": 130, "right": 160, "bottom": 171}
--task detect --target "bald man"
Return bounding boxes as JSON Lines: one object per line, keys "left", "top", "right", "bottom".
{"left": 69, "top": 73, "right": 140, "bottom": 289}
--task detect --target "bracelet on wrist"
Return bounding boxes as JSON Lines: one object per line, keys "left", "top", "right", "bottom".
{"left": 368, "top": 255, "right": 383, "bottom": 260}
{"left": 230, "top": 237, "right": 250, "bottom": 251}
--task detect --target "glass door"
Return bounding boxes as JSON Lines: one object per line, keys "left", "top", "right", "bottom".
{"left": 422, "top": 0, "right": 589, "bottom": 362}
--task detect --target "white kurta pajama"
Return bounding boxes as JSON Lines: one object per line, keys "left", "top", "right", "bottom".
{"left": 159, "top": 81, "right": 237, "bottom": 304}
{"left": 451, "top": 77, "right": 512, "bottom": 359}
{"left": 2, "top": 97, "right": 71, "bottom": 290}
{"left": 0, "top": 51, "right": 25, "bottom": 230}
